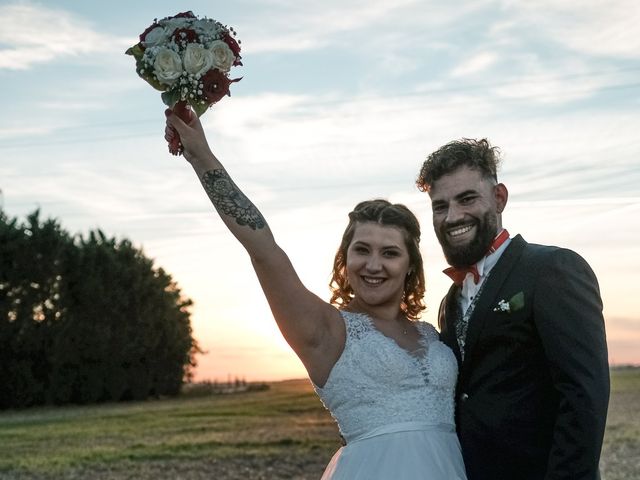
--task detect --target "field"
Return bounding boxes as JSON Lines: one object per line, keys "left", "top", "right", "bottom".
{"left": 600, "top": 367, "right": 640, "bottom": 480}
{"left": 0, "top": 368, "right": 637, "bottom": 480}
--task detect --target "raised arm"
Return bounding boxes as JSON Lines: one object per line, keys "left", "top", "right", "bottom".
{"left": 164, "top": 109, "right": 344, "bottom": 385}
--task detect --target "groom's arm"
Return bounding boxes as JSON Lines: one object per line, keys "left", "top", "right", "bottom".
{"left": 437, "top": 285, "right": 462, "bottom": 363}
{"left": 534, "top": 248, "right": 609, "bottom": 480}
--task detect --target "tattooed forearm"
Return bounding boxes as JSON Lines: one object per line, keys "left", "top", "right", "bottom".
{"left": 201, "top": 169, "right": 267, "bottom": 230}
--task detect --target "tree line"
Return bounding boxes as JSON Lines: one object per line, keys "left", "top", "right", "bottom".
{"left": 0, "top": 209, "right": 200, "bottom": 409}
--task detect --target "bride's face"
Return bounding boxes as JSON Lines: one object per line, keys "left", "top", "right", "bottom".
{"left": 345, "top": 222, "right": 411, "bottom": 309}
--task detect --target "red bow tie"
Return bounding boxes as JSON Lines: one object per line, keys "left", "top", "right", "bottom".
{"left": 444, "top": 264, "right": 480, "bottom": 287}
{"left": 444, "top": 229, "right": 510, "bottom": 287}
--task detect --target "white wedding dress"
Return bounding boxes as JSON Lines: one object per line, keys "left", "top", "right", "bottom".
{"left": 313, "top": 311, "right": 467, "bottom": 479}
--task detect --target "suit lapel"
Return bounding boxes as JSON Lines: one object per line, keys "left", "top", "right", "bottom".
{"left": 461, "top": 235, "right": 527, "bottom": 367}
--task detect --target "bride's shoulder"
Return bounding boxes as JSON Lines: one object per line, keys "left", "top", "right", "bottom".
{"left": 414, "top": 319, "right": 440, "bottom": 340}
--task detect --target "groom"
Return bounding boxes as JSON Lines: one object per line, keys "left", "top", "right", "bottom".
{"left": 416, "top": 139, "right": 610, "bottom": 480}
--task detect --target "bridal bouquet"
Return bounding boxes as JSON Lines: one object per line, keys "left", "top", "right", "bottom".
{"left": 126, "top": 11, "right": 242, "bottom": 155}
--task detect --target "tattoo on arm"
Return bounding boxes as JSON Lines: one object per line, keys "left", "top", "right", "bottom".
{"left": 201, "top": 169, "right": 266, "bottom": 230}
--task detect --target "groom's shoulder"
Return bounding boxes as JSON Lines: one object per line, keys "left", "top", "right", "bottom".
{"left": 522, "top": 239, "right": 559, "bottom": 256}
{"left": 512, "top": 234, "right": 557, "bottom": 258}
{"left": 517, "top": 235, "right": 591, "bottom": 267}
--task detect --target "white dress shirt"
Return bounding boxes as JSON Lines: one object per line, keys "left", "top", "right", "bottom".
{"left": 459, "top": 230, "right": 512, "bottom": 314}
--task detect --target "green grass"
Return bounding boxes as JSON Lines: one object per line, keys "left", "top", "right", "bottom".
{"left": 0, "top": 380, "right": 337, "bottom": 479}
{"left": 610, "top": 366, "right": 640, "bottom": 393}
{"left": 601, "top": 367, "right": 640, "bottom": 480}
{"left": 0, "top": 370, "right": 638, "bottom": 479}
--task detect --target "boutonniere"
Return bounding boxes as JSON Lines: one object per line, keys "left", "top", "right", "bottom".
{"left": 493, "top": 291, "right": 525, "bottom": 313}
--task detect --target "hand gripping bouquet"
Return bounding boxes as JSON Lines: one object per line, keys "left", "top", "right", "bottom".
{"left": 126, "top": 11, "right": 242, "bottom": 155}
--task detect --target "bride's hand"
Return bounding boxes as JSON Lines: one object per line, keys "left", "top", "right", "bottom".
{"left": 164, "top": 107, "right": 214, "bottom": 165}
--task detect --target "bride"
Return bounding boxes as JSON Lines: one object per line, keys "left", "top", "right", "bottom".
{"left": 164, "top": 107, "right": 467, "bottom": 479}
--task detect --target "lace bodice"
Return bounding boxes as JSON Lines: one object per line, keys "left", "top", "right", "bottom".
{"left": 313, "top": 311, "right": 458, "bottom": 443}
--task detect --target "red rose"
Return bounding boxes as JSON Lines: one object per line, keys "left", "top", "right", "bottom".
{"left": 172, "top": 28, "right": 198, "bottom": 44}
{"left": 223, "top": 33, "right": 243, "bottom": 66}
{"left": 201, "top": 69, "right": 234, "bottom": 104}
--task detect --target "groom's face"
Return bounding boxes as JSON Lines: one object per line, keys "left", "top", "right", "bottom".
{"left": 428, "top": 166, "right": 506, "bottom": 267}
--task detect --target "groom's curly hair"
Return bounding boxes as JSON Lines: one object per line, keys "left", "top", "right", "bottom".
{"left": 329, "top": 199, "right": 426, "bottom": 320}
{"left": 416, "top": 138, "right": 502, "bottom": 192}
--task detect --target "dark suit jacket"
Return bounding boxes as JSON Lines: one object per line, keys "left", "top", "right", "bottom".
{"left": 438, "top": 235, "right": 609, "bottom": 480}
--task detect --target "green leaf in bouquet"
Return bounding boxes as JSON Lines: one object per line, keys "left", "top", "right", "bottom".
{"left": 161, "top": 90, "right": 181, "bottom": 108}
{"left": 190, "top": 100, "right": 209, "bottom": 118}
{"left": 125, "top": 44, "right": 164, "bottom": 92}
{"left": 125, "top": 44, "right": 144, "bottom": 61}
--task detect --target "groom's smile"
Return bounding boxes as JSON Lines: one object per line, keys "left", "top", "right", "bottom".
{"left": 446, "top": 223, "right": 476, "bottom": 243}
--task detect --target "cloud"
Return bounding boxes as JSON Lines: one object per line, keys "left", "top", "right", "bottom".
{"left": 436, "top": 2, "right": 640, "bottom": 106}
{"left": 240, "top": 0, "right": 498, "bottom": 54}
{"left": 241, "top": 0, "right": 419, "bottom": 52}
{"left": 501, "top": 0, "right": 640, "bottom": 59}
{"left": 451, "top": 52, "right": 499, "bottom": 77}
{"left": 0, "top": 2, "right": 118, "bottom": 70}
{"left": 0, "top": 125, "right": 54, "bottom": 140}
{"left": 490, "top": 65, "right": 619, "bottom": 104}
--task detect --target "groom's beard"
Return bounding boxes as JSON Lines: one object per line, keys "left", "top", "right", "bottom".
{"left": 436, "top": 211, "right": 498, "bottom": 267}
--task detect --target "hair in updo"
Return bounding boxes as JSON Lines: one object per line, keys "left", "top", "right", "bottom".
{"left": 329, "top": 199, "right": 426, "bottom": 320}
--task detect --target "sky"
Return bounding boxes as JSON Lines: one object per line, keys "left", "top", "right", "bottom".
{"left": 1, "top": 0, "right": 639, "bottom": 382}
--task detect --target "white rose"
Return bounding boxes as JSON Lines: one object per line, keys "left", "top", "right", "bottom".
{"left": 208, "top": 40, "right": 235, "bottom": 73}
{"left": 163, "top": 17, "right": 192, "bottom": 31}
{"left": 192, "top": 19, "right": 221, "bottom": 37}
{"left": 153, "top": 47, "right": 183, "bottom": 85}
{"left": 142, "top": 25, "right": 170, "bottom": 47}
{"left": 183, "top": 43, "right": 214, "bottom": 77}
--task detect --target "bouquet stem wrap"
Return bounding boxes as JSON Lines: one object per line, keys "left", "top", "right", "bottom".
{"left": 167, "top": 101, "right": 192, "bottom": 155}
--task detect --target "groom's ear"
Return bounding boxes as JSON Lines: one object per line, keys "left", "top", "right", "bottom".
{"left": 494, "top": 183, "right": 508, "bottom": 213}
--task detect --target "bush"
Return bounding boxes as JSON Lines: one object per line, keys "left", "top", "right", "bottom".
{"left": 0, "top": 209, "right": 200, "bottom": 408}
